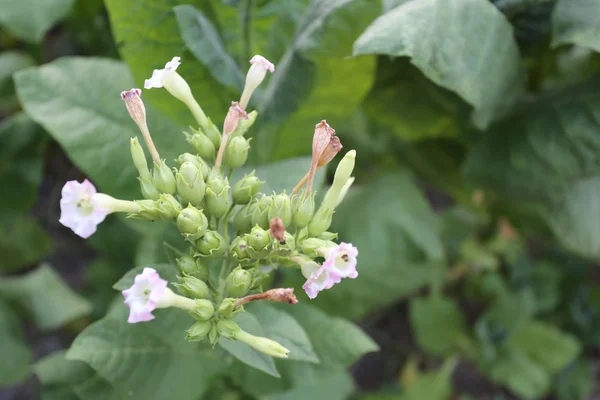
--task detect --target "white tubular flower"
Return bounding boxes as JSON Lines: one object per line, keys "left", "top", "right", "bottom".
{"left": 144, "top": 57, "right": 181, "bottom": 89}
{"left": 239, "top": 55, "right": 275, "bottom": 110}
{"left": 321, "top": 242, "right": 359, "bottom": 281}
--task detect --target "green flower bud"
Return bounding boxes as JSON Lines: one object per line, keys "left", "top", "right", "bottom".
{"left": 152, "top": 160, "right": 177, "bottom": 194}
{"left": 277, "top": 232, "right": 295, "bottom": 257}
{"left": 251, "top": 195, "right": 271, "bottom": 229}
{"left": 186, "top": 320, "right": 212, "bottom": 342}
{"left": 129, "top": 199, "right": 161, "bottom": 220}
{"left": 233, "top": 202, "right": 256, "bottom": 233}
{"left": 193, "top": 299, "right": 215, "bottom": 321}
{"left": 225, "top": 267, "right": 252, "bottom": 297}
{"left": 307, "top": 206, "right": 333, "bottom": 237}
{"left": 300, "top": 238, "right": 335, "bottom": 257}
{"left": 231, "top": 236, "right": 252, "bottom": 264}
{"left": 174, "top": 275, "right": 210, "bottom": 299}
{"left": 223, "top": 136, "right": 250, "bottom": 169}
{"left": 217, "top": 319, "right": 241, "bottom": 339}
{"left": 196, "top": 230, "right": 227, "bottom": 259}
{"left": 318, "top": 231, "right": 338, "bottom": 241}
{"left": 156, "top": 194, "right": 182, "bottom": 220}
{"left": 321, "top": 150, "right": 356, "bottom": 211}
{"left": 208, "top": 321, "right": 219, "bottom": 346}
{"left": 130, "top": 137, "right": 150, "bottom": 178}
{"left": 232, "top": 172, "right": 263, "bottom": 204}
{"left": 247, "top": 225, "right": 271, "bottom": 259}
{"left": 176, "top": 205, "right": 208, "bottom": 240}
{"left": 205, "top": 169, "right": 230, "bottom": 218}
{"left": 231, "top": 110, "right": 258, "bottom": 137}
{"left": 203, "top": 118, "right": 222, "bottom": 148}
{"left": 176, "top": 254, "right": 209, "bottom": 281}
{"left": 138, "top": 176, "right": 160, "bottom": 200}
{"left": 293, "top": 191, "right": 315, "bottom": 228}
{"left": 218, "top": 298, "right": 243, "bottom": 319}
{"left": 186, "top": 129, "right": 215, "bottom": 161}
{"left": 268, "top": 193, "right": 293, "bottom": 227}
{"left": 176, "top": 162, "right": 206, "bottom": 206}
{"left": 247, "top": 267, "right": 268, "bottom": 291}
{"left": 176, "top": 153, "right": 210, "bottom": 180}
{"left": 235, "top": 330, "right": 290, "bottom": 358}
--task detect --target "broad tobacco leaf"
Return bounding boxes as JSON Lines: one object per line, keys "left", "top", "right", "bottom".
{"left": 0, "top": 0, "right": 74, "bottom": 43}
{"left": 0, "top": 217, "right": 52, "bottom": 273}
{"left": 0, "top": 300, "right": 31, "bottom": 386}
{"left": 552, "top": 0, "right": 600, "bottom": 53}
{"left": 354, "top": 0, "right": 525, "bottom": 129}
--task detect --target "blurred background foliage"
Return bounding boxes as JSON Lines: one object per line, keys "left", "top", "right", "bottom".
{"left": 1, "top": 0, "right": 600, "bottom": 399}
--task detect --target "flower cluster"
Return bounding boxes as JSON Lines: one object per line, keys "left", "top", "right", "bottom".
{"left": 58, "top": 55, "right": 358, "bottom": 358}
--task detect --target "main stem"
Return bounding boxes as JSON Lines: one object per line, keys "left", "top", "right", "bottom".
{"left": 240, "top": 0, "right": 253, "bottom": 66}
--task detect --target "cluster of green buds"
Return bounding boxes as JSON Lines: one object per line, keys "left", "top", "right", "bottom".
{"left": 58, "top": 55, "right": 359, "bottom": 359}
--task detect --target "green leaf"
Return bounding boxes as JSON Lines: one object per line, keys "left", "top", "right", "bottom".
{"left": 404, "top": 358, "right": 456, "bottom": 400}
{"left": 0, "top": 51, "right": 35, "bottom": 110}
{"left": 265, "top": 372, "right": 354, "bottom": 400}
{"left": 354, "top": 0, "right": 525, "bottom": 128}
{"left": 555, "top": 359, "right": 595, "bottom": 400}
{"left": 0, "top": 217, "right": 52, "bottom": 272}
{"left": 292, "top": 172, "right": 444, "bottom": 319}
{"left": 104, "top": 0, "right": 231, "bottom": 126}
{"left": 15, "top": 57, "right": 188, "bottom": 201}
{"left": 34, "top": 351, "right": 119, "bottom": 400}
{"left": 67, "top": 302, "right": 226, "bottom": 400}
{"left": 410, "top": 295, "right": 470, "bottom": 357}
{"left": 174, "top": 5, "right": 245, "bottom": 90}
{"left": 220, "top": 312, "right": 280, "bottom": 377}
{"left": 0, "top": 0, "right": 74, "bottom": 43}
{"left": 247, "top": 303, "right": 319, "bottom": 363}
{"left": 552, "top": 0, "right": 600, "bottom": 53}
{"left": 0, "top": 299, "right": 31, "bottom": 386}
{"left": 488, "top": 349, "right": 551, "bottom": 399}
{"left": 0, "top": 264, "right": 92, "bottom": 330}
{"left": 509, "top": 321, "right": 581, "bottom": 374}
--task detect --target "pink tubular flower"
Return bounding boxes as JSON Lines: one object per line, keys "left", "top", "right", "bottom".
{"left": 122, "top": 268, "right": 168, "bottom": 323}
{"left": 250, "top": 55, "right": 275, "bottom": 73}
{"left": 302, "top": 265, "right": 335, "bottom": 299}
{"left": 59, "top": 180, "right": 109, "bottom": 239}
{"left": 321, "top": 242, "right": 359, "bottom": 282}
{"left": 239, "top": 55, "right": 275, "bottom": 110}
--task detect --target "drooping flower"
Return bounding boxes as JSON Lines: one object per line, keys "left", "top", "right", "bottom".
{"left": 239, "top": 55, "right": 275, "bottom": 110}
{"left": 122, "top": 267, "right": 168, "bottom": 323}
{"left": 302, "top": 264, "right": 336, "bottom": 299}
{"left": 144, "top": 57, "right": 181, "bottom": 89}
{"left": 321, "top": 242, "right": 359, "bottom": 282}
{"left": 59, "top": 180, "right": 109, "bottom": 239}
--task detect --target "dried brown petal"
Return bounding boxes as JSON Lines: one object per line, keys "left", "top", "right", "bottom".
{"left": 269, "top": 217, "right": 286, "bottom": 242}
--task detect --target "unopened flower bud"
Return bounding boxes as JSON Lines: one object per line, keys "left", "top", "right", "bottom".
{"left": 335, "top": 176, "right": 355, "bottom": 207}
{"left": 186, "top": 129, "right": 216, "bottom": 161}
{"left": 268, "top": 193, "right": 292, "bottom": 227}
{"left": 138, "top": 176, "right": 160, "bottom": 200}
{"left": 224, "top": 136, "right": 250, "bottom": 169}
{"left": 203, "top": 119, "right": 222, "bottom": 148}
{"left": 205, "top": 170, "right": 230, "bottom": 218}
{"left": 176, "top": 153, "right": 210, "bottom": 179}
{"left": 156, "top": 194, "right": 182, "bottom": 220}
{"left": 277, "top": 231, "right": 295, "bottom": 257}
{"left": 318, "top": 231, "right": 338, "bottom": 241}
{"left": 235, "top": 329, "right": 290, "bottom": 358}
{"left": 223, "top": 102, "right": 248, "bottom": 137}
{"left": 176, "top": 205, "right": 208, "bottom": 240}
{"left": 231, "top": 110, "right": 258, "bottom": 137}
{"left": 153, "top": 160, "right": 176, "bottom": 194}
{"left": 239, "top": 55, "right": 275, "bottom": 110}
{"left": 307, "top": 206, "right": 333, "bottom": 237}
{"left": 226, "top": 267, "right": 252, "bottom": 297}
{"left": 193, "top": 299, "right": 215, "bottom": 321}
{"left": 247, "top": 225, "right": 271, "bottom": 259}
{"left": 217, "top": 319, "right": 241, "bottom": 339}
{"left": 232, "top": 172, "right": 263, "bottom": 204}
{"left": 176, "top": 254, "right": 209, "bottom": 281}
{"left": 231, "top": 236, "right": 251, "bottom": 263}
{"left": 176, "top": 162, "right": 206, "bottom": 206}
{"left": 321, "top": 150, "right": 356, "bottom": 211}
{"left": 293, "top": 190, "right": 315, "bottom": 228}
{"left": 218, "top": 298, "right": 240, "bottom": 319}
{"left": 233, "top": 202, "right": 256, "bottom": 233}
{"left": 196, "top": 230, "right": 227, "bottom": 259}
{"left": 300, "top": 238, "right": 335, "bottom": 257}
{"left": 186, "top": 320, "right": 212, "bottom": 342}
{"left": 129, "top": 199, "right": 161, "bottom": 220}
{"left": 130, "top": 137, "right": 150, "bottom": 179}
{"left": 208, "top": 322, "right": 219, "bottom": 346}
{"left": 251, "top": 195, "right": 271, "bottom": 229}
{"left": 174, "top": 275, "right": 210, "bottom": 299}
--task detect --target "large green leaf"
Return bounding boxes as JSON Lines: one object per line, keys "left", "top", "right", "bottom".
{"left": 0, "top": 300, "right": 31, "bottom": 386}
{"left": 15, "top": 57, "right": 188, "bottom": 201}
{"left": 487, "top": 349, "right": 551, "bottom": 399}
{"left": 0, "top": 0, "right": 74, "bottom": 43}
{"left": 67, "top": 301, "right": 225, "bottom": 400}
{"left": 265, "top": 372, "right": 354, "bottom": 400}
{"left": 0, "top": 264, "right": 92, "bottom": 330}
{"left": 104, "top": 0, "right": 231, "bottom": 126}
{"left": 354, "top": 0, "right": 525, "bottom": 129}
{"left": 404, "top": 359, "right": 456, "bottom": 400}
{"left": 552, "top": 0, "right": 600, "bottom": 53}
{"left": 290, "top": 172, "right": 444, "bottom": 319}
{"left": 0, "top": 51, "right": 35, "bottom": 110}
{"left": 0, "top": 217, "right": 52, "bottom": 272}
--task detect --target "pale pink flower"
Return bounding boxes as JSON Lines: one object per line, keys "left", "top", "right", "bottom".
{"left": 321, "top": 242, "right": 359, "bottom": 282}
{"left": 122, "top": 268, "right": 168, "bottom": 323}
{"left": 249, "top": 55, "right": 275, "bottom": 73}
{"left": 302, "top": 264, "right": 335, "bottom": 299}
{"left": 240, "top": 55, "right": 275, "bottom": 109}
{"left": 144, "top": 56, "right": 181, "bottom": 89}
{"left": 59, "top": 180, "right": 109, "bottom": 239}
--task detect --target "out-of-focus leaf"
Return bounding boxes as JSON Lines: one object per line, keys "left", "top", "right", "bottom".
{"left": 248, "top": 303, "right": 319, "bottom": 363}
{"left": 410, "top": 295, "right": 471, "bottom": 357}
{"left": 0, "top": 264, "right": 92, "bottom": 330}
{"left": 555, "top": 359, "right": 595, "bottom": 400}
{"left": 67, "top": 300, "right": 225, "bottom": 400}
{"left": 15, "top": 57, "right": 188, "bottom": 201}
{"left": 220, "top": 312, "right": 280, "bottom": 377}
{"left": 289, "top": 172, "right": 444, "bottom": 319}
{"left": 354, "top": 0, "right": 525, "bottom": 129}
{"left": 174, "top": 5, "right": 245, "bottom": 90}
{"left": 0, "top": 51, "right": 35, "bottom": 110}
{"left": 552, "top": 0, "right": 600, "bottom": 53}
{"left": 488, "top": 349, "right": 550, "bottom": 399}
{"left": 0, "top": 217, "right": 52, "bottom": 272}
{"left": 104, "top": 0, "right": 231, "bottom": 126}
{"left": 264, "top": 372, "right": 354, "bottom": 400}
{"left": 404, "top": 358, "right": 456, "bottom": 400}
{"left": 0, "top": 0, "right": 74, "bottom": 43}
{"left": 0, "top": 300, "right": 31, "bottom": 386}
{"left": 34, "top": 350, "right": 118, "bottom": 400}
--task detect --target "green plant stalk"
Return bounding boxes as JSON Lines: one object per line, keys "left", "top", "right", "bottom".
{"left": 240, "top": 0, "right": 253, "bottom": 67}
